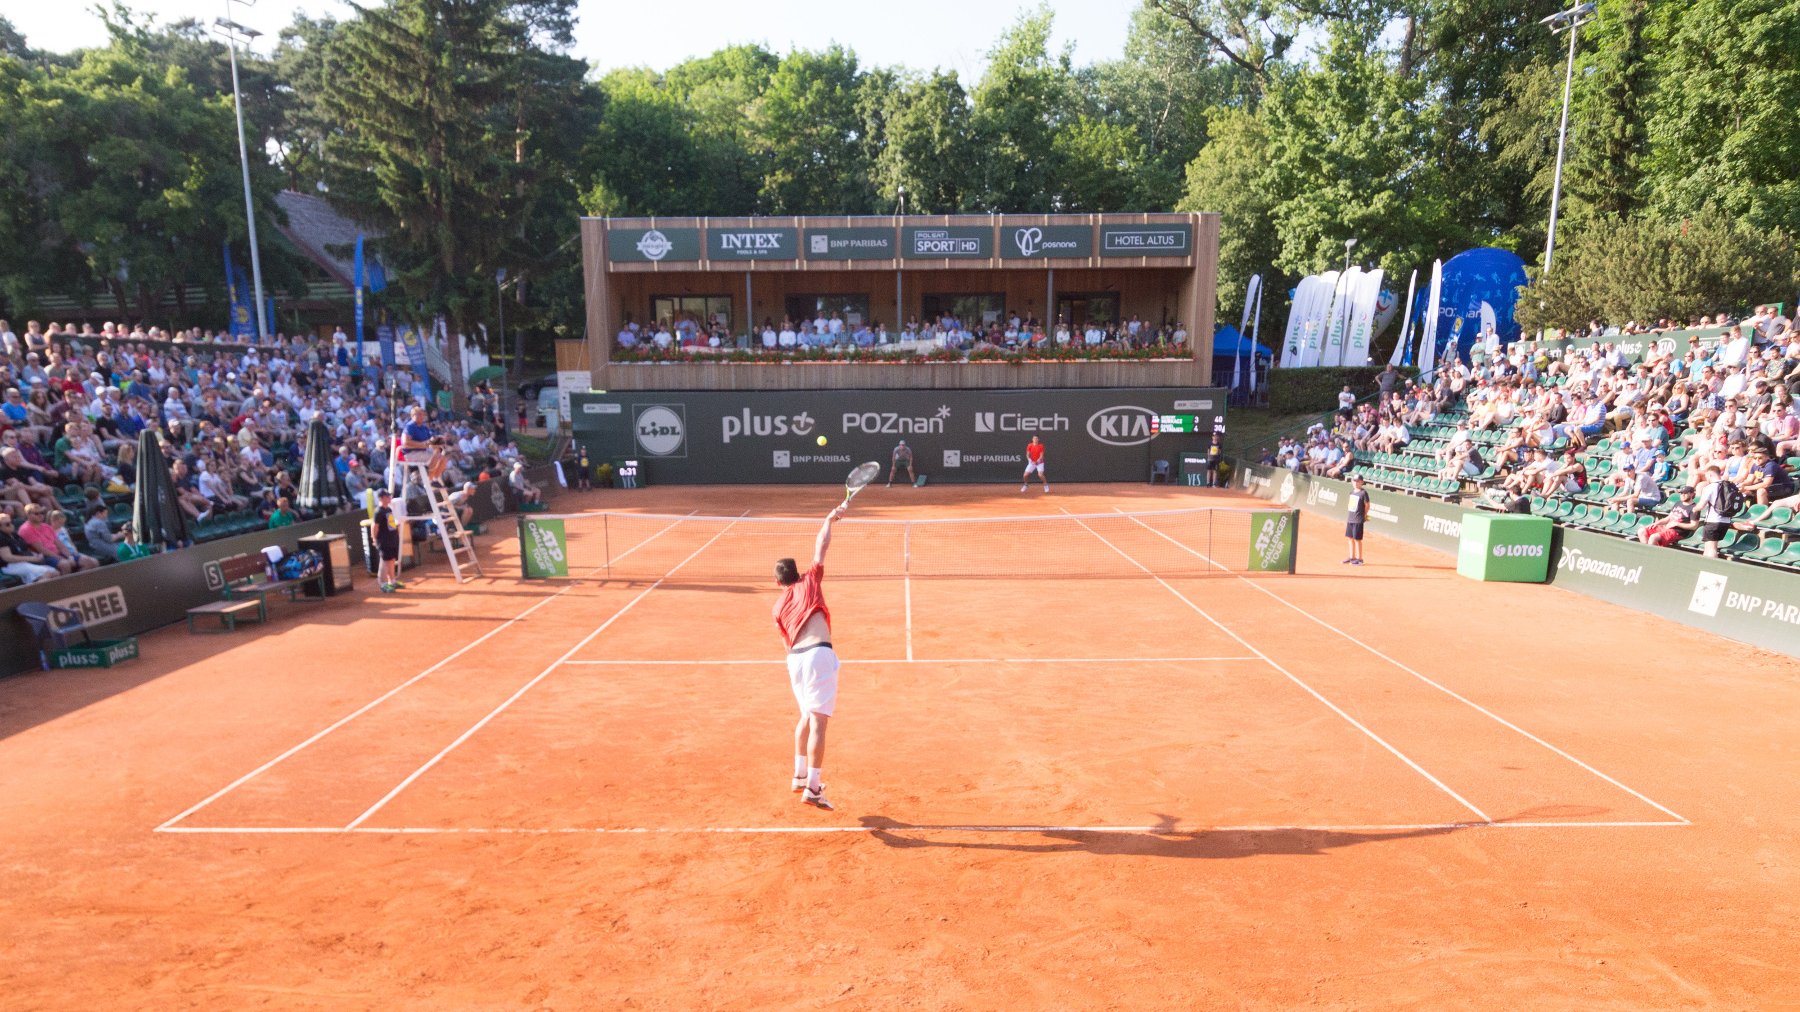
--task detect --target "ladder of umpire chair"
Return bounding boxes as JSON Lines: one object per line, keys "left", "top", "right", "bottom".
{"left": 396, "top": 457, "right": 482, "bottom": 582}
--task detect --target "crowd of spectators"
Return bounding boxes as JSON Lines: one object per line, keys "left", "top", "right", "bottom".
{"left": 1264, "top": 304, "right": 1800, "bottom": 561}
{"left": 615, "top": 310, "right": 1189, "bottom": 357}
{"left": 0, "top": 317, "right": 518, "bottom": 587}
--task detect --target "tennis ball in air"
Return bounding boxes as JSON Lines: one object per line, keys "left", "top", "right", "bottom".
{"left": 817, "top": 435, "right": 828, "bottom": 446}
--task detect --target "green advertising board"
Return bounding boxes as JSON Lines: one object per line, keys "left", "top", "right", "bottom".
{"left": 1247, "top": 510, "right": 1298, "bottom": 573}
{"left": 707, "top": 227, "right": 798, "bottom": 261}
{"left": 1099, "top": 225, "right": 1192, "bottom": 257}
{"left": 519, "top": 517, "right": 569, "bottom": 578}
{"left": 607, "top": 227, "right": 703, "bottom": 263}
{"left": 999, "top": 224, "right": 1094, "bottom": 260}
{"left": 902, "top": 226, "right": 993, "bottom": 259}
{"left": 804, "top": 227, "right": 898, "bottom": 261}
{"left": 1455, "top": 514, "right": 1552, "bottom": 582}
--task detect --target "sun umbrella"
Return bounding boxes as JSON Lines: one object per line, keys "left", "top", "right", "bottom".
{"left": 130, "top": 429, "right": 189, "bottom": 548}
{"left": 467, "top": 365, "right": 507, "bottom": 386}
{"left": 296, "top": 418, "right": 350, "bottom": 512}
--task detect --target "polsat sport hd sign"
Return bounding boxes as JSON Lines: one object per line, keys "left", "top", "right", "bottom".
{"left": 569, "top": 388, "right": 1224, "bottom": 485}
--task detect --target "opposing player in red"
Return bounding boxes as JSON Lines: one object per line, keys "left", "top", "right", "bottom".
{"left": 773, "top": 503, "right": 848, "bottom": 811}
{"left": 1021, "top": 435, "right": 1049, "bottom": 493}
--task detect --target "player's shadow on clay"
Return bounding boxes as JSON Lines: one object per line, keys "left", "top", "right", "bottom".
{"left": 858, "top": 814, "right": 1457, "bottom": 859}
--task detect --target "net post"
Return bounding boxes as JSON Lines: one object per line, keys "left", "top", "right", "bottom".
{"left": 1285, "top": 508, "right": 1300, "bottom": 575}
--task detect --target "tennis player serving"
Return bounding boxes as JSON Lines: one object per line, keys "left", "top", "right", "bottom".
{"left": 1021, "top": 435, "right": 1048, "bottom": 493}
{"left": 774, "top": 503, "right": 848, "bottom": 811}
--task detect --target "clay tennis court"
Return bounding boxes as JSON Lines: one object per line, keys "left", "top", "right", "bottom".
{"left": 3, "top": 482, "right": 1798, "bottom": 1007}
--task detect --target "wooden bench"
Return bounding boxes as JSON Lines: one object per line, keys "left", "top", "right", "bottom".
{"left": 185, "top": 552, "right": 325, "bottom": 633}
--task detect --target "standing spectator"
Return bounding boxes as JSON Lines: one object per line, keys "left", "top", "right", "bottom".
{"left": 373, "top": 488, "right": 404, "bottom": 592}
{"left": 1696, "top": 465, "right": 1742, "bottom": 558}
{"left": 1337, "top": 385, "right": 1356, "bottom": 413}
{"left": 1344, "top": 475, "right": 1369, "bottom": 566}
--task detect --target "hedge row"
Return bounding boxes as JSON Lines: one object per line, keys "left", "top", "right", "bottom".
{"left": 1266, "top": 365, "right": 1417, "bottom": 414}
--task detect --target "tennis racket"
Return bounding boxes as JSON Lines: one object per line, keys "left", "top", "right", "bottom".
{"left": 843, "top": 461, "right": 882, "bottom": 507}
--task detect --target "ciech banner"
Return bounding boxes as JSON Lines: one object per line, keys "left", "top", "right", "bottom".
{"left": 520, "top": 518, "right": 569, "bottom": 578}
{"left": 571, "top": 388, "right": 1223, "bottom": 485}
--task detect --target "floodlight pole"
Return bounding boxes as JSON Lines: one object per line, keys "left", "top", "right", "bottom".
{"left": 218, "top": 7, "right": 267, "bottom": 342}
{"left": 1544, "top": 4, "right": 1594, "bottom": 276}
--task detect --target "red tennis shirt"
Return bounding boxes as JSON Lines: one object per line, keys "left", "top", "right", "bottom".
{"left": 773, "top": 563, "right": 831, "bottom": 648}
{"left": 1026, "top": 442, "right": 1045, "bottom": 463}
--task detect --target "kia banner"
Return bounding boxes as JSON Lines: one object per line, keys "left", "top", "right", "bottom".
{"left": 569, "top": 388, "right": 1225, "bottom": 485}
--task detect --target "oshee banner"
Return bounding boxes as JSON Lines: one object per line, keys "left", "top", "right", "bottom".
{"left": 519, "top": 517, "right": 569, "bottom": 578}
{"left": 571, "top": 388, "right": 1225, "bottom": 485}
{"left": 1231, "top": 460, "right": 1800, "bottom": 656}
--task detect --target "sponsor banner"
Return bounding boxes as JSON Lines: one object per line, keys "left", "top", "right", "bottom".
{"left": 1099, "top": 225, "right": 1192, "bottom": 257}
{"left": 1455, "top": 514, "right": 1551, "bottom": 582}
{"left": 804, "top": 227, "right": 897, "bottom": 261}
{"left": 571, "top": 388, "right": 1225, "bottom": 485}
{"left": 1001, "top": 224, "right": 1094, "bottom": 260}
{"left": 607, "top": 227, "right": 703, "bottom": 263}
{"left": 519, "top": 518, "right": 570, "bottom": 578}
{"left": 1231, "top": 459, "right": 1799, "bottom": 656}
{"left": 707, "top": 227, "right": 798, "bottom": 261}
{"left": 1247, "top": 510, "right": 1298, "bottom": 573}
{"left": 555, "top": 370, "right": 589, "bottom": 424}
{"left": 902, "top": 226, "right": 993, "bottom": 259}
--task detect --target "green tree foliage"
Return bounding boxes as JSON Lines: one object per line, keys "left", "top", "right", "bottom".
{"left": 752, "top": 46, "right": 875, "bottom": 214}
{"left": 968, "top": 8, "right": 1076, "bottom": 212}
{"left": 1515, "top": 211, "right": 1800, "bottom": 331}
{"left": 1178, "top": 106, "right": 1278, "bottom": 298}
{"left": 1642, "top": 0, "right": 1800, "bottom": 230}
{"left": 319, "top": 0, "right": 592, "bottom": 393}
{"left": 1261, "top": 27, "right": 1459, "bottom": 278}
{"left": 871, "top": 70, "right": 976, "bottom": 214}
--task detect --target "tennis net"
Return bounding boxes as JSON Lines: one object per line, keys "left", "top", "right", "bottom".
{"left": 516, "top": 507, "right": 1290, "bottom": 581}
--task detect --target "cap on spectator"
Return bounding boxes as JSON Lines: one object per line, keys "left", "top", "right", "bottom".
{"left": 1678, "top": 486, "right": 1695, "bottom": 495}
{"left": 377, "top": 487, "right": 392, "bottom": 499}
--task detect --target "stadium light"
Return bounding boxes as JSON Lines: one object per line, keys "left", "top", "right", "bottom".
{"left": 1343, "top": 237, "right": 1357, "bottom": 274}
{"left": 1542, "top": 1, "right": 1596, "bottom": 276}
{"left": 213, "top": 2, "right": 267, "bottom": 343}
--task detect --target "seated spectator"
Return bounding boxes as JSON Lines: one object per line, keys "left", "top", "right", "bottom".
{"left": 16, "top": 505, "right": 81, "bottom": 576}
{"left": 83, "top": 504, "right": 122, "bottom": 561}
{"left": 267, "top": 496, "right": 299, "bottom": 528}
{"left": 1738, "top": 447, "right": 1796, "bottom": 505}
{"left": 0, "top": 510, "right": 60, "bottom": 584}
{"left": 47, "top": 508, "right": 99, "bottom": 571}
{"left": 508, "top": 461, "right": 541, "bottom": 505}
{"left": 1641, "top": 486, "right": 1700, "bottom": 546}
{"left": 114, "top": 522, "right": 156, "bottom": 561}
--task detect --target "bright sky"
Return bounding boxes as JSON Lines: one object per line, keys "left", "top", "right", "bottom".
{"left": 12, "top": 1, "right": 1136, "bottom": 80}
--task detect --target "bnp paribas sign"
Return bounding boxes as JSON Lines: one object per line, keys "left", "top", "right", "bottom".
{"left": 708, "top": 227, "right": 798, "bottom": 261}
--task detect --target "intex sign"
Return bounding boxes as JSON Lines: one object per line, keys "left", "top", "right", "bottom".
{"left": 709, "top": 228, "right": 797, "bottom": 260}
{"left": 722, "top": 409, "right": 815, "bottom": 443}
{"left": 1086, "top": 406, "right": 1158, "bottom": 446}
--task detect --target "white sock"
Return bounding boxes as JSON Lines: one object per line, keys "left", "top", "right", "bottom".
{"left": 807, "top": 768, "right": 822, "bottom": 791}
{"left": 793, "top": 755, "right": 807, "bottom": 779}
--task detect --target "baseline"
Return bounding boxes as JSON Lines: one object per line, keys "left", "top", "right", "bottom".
{"left": 156, "top": 820, "right": 1690, "bottom": 836}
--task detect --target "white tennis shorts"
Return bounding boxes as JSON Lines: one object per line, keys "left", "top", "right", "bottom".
{"left": 1024, "top": 460, "right": 1045, "bottom": 475}
{"left": 787, "top": 644, "right": 839, "bottom": 716}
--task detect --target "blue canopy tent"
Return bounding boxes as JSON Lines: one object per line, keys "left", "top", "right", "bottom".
{"left": 1211, "top": 324, "right": 1273, "bottom": 398}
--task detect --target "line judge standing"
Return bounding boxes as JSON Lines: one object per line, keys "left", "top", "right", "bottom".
{"left": 887, "top": 439, "right": 915, "bottom": 487}
{"left": 1344, "top": 474, "right": 1369, "bottom": 566}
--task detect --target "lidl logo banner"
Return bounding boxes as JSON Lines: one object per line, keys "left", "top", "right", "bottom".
{"left": 521, "top": 518, "right": 568, "bottom": 578}
{"left": 1247, "top": 510, "right": 1297, "bottom": 573}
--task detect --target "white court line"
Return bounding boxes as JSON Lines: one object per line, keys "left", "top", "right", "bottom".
{"left": 559, "top": 656, "right": 1261, "bottom": 665}
{"left": 1060, "top": 508, "right": 1493, "bottom": 824}
{"left": 903, "top": 523, "right": 914, "bottom": 662}
{"left": 154, "top": 820, "right": 1689, "bottom": 836}
{"left": 1117, "top": 510, "right": 1691, "bottom": 825}
{"left": 342, "top": 513, "right": 751, "bottom": 830}
{"left": 154, "top": 511, "right": 701, "bottom": 832}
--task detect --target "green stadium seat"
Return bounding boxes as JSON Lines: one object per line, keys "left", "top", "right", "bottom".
{"left": 1758, "top": 507, "right": 1793, "bottom": 529}
{"left": 1723, "top": 532, "right": 1760, "bottom": 558}
{"left": 1776, "top": 542, "right": 1800, "bottom": 568}
{"left": 1745, "top": 536, "right": 1789, "bottom": 562}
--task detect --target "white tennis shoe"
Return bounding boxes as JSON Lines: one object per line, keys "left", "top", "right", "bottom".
{"left": 802, "top": 785, "right": 833, "bottom": 811}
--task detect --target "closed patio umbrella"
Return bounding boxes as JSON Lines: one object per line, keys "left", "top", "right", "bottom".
{"left": 130, "top": 429, "right": 189, "bottom": 548}
{"left": 296, "top": 418, "right": 349, "bottom": 513}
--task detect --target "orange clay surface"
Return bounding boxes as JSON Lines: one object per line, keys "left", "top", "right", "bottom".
{"left": 2, "top": 482, "right": 1798, "bottom": 1009}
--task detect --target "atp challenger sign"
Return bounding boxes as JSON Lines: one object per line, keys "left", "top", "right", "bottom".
{"left": 519, "top": 517, "right": 569, "bottom": 578}
{"left": 571, "top": 388, "right": 1224, "bottom": 486}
